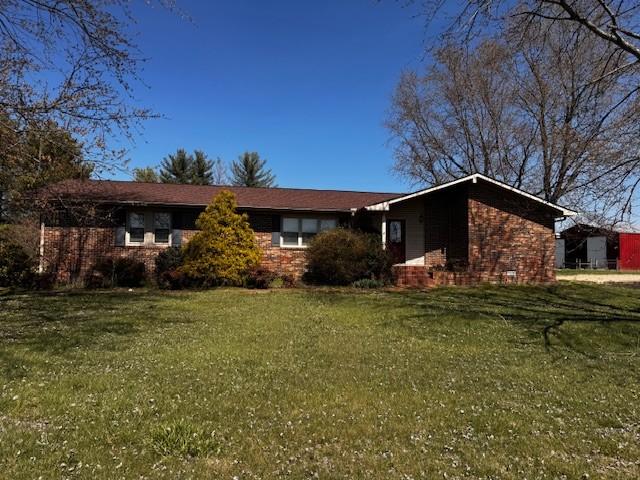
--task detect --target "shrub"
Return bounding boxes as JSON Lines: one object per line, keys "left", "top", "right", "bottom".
{"left": 158, "top": 269, "right": 190, "bottom": 290}
{"left": 155, "top": 247, "right": 185, "bottom": 289}
{"left": 352, "top": 278, "right": 386, "bottom": 289}
{"left": 181, "top": 191, "right": 261, "bottom": 286}
{"left": 244, "top": 266, "right": 277, "bottom": 289}
{"left": 0, "top": 240, "right": 35, "bottom": 287}
{"left": 88, "top": 257, "right": 146, "bottom": 288}
{"left": 304, "top": 228, "right": 392, "bottom": 286}
{"left": 29, "top": 271, "right": 56, "bottom": 290}
{"left": 280, "top": 274, "right": 296, "bottom": 288}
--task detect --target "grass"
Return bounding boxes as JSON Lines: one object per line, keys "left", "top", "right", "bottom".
{"left": 557, "top": 268, "right": 640, "bottom": 275}
{"left": 0, "top": 284, "right": 639, "bottom": 479}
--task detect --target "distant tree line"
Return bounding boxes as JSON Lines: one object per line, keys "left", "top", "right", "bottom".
{"left": 133, "top": 150, "right": 277, "bottom": 188}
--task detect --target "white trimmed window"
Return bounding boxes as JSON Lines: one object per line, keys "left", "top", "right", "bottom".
{"left": 281, "top": 217, "right": 337, "bottom": 247}
{"left": 282, "top": 218, "right": 299, "bottom": 246}
{"left": 126, "top": 211, "right": 172, "bottom": 246}
{"left": 154, "top": 212, "right": 171, "bottom": 244}
{"left": 128, "top": 212, "right": 146, "bottom": 244}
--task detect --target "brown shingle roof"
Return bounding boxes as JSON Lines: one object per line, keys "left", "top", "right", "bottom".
{"left": 43, "top": 179, "right": 403, "bottom": 212}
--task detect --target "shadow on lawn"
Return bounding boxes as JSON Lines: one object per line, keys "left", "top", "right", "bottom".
{"left": 304, "top": 283, "right": 640, "bottom": 357}
{"left": 0, "top": 290, "right": 193, "bottom": 377}
{"left": 382, "top": 283, "right": 640, "bottom": 355}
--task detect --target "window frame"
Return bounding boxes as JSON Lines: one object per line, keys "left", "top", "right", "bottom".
{"left": 125, "top": 211, "right": 172, "bottom": 246}
{"left": 280, "top": 217, "right": 337, "bottom": 248}
{"left": 153, "top": 212, "right": 172, "bottom": 245}
{"left": 126, "top": 211, "right": 146, "bottom": 245}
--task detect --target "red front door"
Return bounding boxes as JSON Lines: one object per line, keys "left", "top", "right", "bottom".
{"left": 387, "top": 219, "right": 406, "bottom": 264}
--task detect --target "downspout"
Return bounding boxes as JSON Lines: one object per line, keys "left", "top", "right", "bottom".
{"left": 381, "top": 213, "right": 387, "bottom": 250}
{"left": 38, "top": 217, "right": 45, "bottom": 273}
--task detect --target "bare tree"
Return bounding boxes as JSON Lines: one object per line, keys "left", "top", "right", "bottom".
{"left": 0, "top": 0, "right": 175, "bottom": 177}
{"left": 210, "top": 157, "right": 229, "bottom": 185}
{"left": 387, "top": 19, "right": 640, "bottom": 224}
{"left": 422, "top": 1, "right": 640, "bottom": 64}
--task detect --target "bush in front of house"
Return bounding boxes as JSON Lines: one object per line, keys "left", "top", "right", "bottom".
{"left": 181, "top": 191, "right": 261, "bottom": 286}
{"left": 245, "top": 267, "right": 298, "bottom": 289}
{"left": 244, "top": 267, "right": 297, "bottom": 289}
{"left": 304, "top": 228, "right": 392, "bottom": 286}
{"left": 0, "top": 238, "right": 56, "bottom": 289}
{"left": 244, "top": 266, "right": 277, "bottom": 289}
{"left": 0, "top": 239, "right": 36, "bottom": 287}
{"left": 87, "top": 257, "right": 146, "bottom": 288}
{"left": 154, "top": 247, "right": 188, "bottom": 289}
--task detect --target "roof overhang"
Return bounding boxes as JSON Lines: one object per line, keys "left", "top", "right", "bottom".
{"left": 362, "top": 173, "right": 577, "bottom": 217}
{"left": 46, "top": 197, "right": 357, "bottom": 213}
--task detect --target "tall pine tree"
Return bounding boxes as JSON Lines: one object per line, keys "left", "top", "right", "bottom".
{"left": 159, "top": 149, "right": 192, "bottom": 184}
{"left": 191, "top": 150, "right": 214, "bottom": 185}
{"left": 132, "top": 167, "right": 159, "bottom": 183}
{"left": 230, "top": 152, "right": 276, "bottom": 187}
{"left": 156, "top": 149, "right": 225, "bottom": 185}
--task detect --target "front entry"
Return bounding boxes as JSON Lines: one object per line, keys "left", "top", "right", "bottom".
{"left": 386, "top": 219, "right": 406, "bottom": 264}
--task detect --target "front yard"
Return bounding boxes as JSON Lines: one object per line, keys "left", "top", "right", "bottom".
{"left": 1, "top": 284, "right": 639, "bottom": 479}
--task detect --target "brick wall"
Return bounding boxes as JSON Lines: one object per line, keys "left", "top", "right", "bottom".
{"left": 466, "top": 182, "right": 556, "bottom": 284}
{"left": 401, "top": 181, "right": 557, "bottom": 287}
{"left": 42, "top": 227, "right": 196, "bottom": 283}
{"left": 255, "top": 232, "right": 307, "bottom": 279}
{"left": 42, "top": 217, "right": 308, "bottom": 284}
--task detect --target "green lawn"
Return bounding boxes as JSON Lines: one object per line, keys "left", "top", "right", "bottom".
{"left": 1, "top": 285, "right": 639, "bottom": 479}
{"left": 556, "top": 269, "right": 640, "bottom": 275}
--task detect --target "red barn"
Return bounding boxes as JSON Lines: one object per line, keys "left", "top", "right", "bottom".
{"left": 619, "top": 233, "right": 640, "bottom": 270}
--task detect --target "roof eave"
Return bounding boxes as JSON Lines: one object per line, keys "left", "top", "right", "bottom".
{"left": 46, "top": 198, "right": 357, "bottom": 213}
{"left": 362, "top": 174, "right": 578, "bottom": 218}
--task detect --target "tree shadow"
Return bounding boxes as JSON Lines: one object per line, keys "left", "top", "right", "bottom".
{"left": 0, "top": 289, "right": 194, "bottom": 378}
{"left": 356, "top": 283, "right": 640, "bottom": 358}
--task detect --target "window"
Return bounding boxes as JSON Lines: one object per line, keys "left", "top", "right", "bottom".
{"left": 282, "top": 218, "right": 299, "bottom": 246}
{"left": 154, "top": 212, "right": 171, "bottom": 244}
{"left": 281, "top": 217, "right": 337, "bottom": 247}
{"left": 129, "top": 212, "right": 145, "bottom": 243}
{"left": 320, "top": 219, "right": 337, "bottom": 232}
{"left": 389, "top": 220, "right": 402, "bottom": 243}
{"left": 127, "top": 211, "right": 172, "bottom": 245}
{"left": 301, "top": 218, "right": 318, "bottom": 246}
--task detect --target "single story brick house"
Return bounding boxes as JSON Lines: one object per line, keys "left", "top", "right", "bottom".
{"left": 39, "top": 173, "right": 575, "bottom": 286}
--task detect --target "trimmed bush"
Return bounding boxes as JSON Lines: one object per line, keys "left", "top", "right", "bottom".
{"left": 304, "top": 228, "right": 392, "bottom": 285}
{"left": 158, "top": 269, "right": 190, "bottom": 290}
{"left": 272, "top": 274, "right": 296, "bottom": 289}
{"left": 87, "top": 257, "right": 146, "bottom": 288}
{"left": 244, "top": 266, "right": 277, "bottom": 289}
{"left": 0, "top": 240, "right": 35, "bottom": 287}
{"left": 155, "top": 247, "right": 185, "bottom": 289}
{"left": 181, "top": 191, "right": 261, "bottom": 286}
{"left": 29, "top": 271, "right": 56, "bottom": 290}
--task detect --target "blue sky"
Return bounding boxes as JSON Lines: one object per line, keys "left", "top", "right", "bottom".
{"left": 116, "top": 0, "right": 426, "bottom": 193}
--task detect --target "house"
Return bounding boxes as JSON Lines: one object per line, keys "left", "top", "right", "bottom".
{"left": 39, "top": 173, "right": 575, "bottom": 286}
